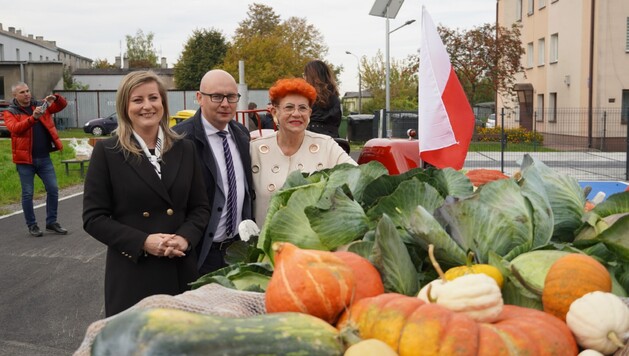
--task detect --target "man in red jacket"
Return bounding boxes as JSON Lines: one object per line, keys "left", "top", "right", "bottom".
{"left": 4, "top": 82, "right": 68, "bottom": 237}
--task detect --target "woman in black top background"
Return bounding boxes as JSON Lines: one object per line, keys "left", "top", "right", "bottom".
{"left": 303, "top": 60, "right": 342, "bottom": 138}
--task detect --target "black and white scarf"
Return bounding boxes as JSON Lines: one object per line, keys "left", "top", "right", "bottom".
{"left": 132, "top": 127, "right": 164, "bottom": 179}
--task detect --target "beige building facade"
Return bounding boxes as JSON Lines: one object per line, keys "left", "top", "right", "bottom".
{"left": 498, "top": 0, "right": 629, "bottom": 151}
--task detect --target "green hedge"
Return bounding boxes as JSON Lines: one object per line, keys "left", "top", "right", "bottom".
{"left": 476, "top": 127, "right": 544, "bottom": 144}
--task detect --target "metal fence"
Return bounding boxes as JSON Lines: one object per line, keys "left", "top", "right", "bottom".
{"left": 369, "top": 109, "right": 628, "bottom": 181}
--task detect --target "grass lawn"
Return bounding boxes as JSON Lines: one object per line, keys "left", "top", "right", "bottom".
{"left": 0, "top": 130, "right": 93, "bottom": 213}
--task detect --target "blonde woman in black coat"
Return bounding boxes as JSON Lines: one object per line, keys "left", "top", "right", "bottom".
{"left": 83, "top": 71, "right": 210, "bottom": 317}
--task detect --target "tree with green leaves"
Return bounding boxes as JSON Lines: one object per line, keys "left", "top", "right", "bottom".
{"left": 62, "top": 67, "right": 89, "bottom": 90}
{"left": 174, "top": 28, "right": 228, "bottom": 90}
{"left": 222, "top": 3, "right": 330, "bottom": 88}
{"left": 407, "top": 23, "right": 523, "bottom": 106}
{"left": 92, "top": 58, "right": 118, "bottom": 69}
{"left": 125, "top": 29, "right": 159, "bottom": 68}
{"left": 360, "top": 51, "right": 418, "bottom": 113}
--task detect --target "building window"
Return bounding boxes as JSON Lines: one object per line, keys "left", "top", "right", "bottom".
{"left": 16, "top": 48, "right": 20, "bottom": 61}
{"left": 549, "top": 93, "right": 557, "bottom": 122}
{"left": 538, "top": 38, "right": 545, "bottom": 66}
{"left": 626, "top": 17, "right": 629, "bottom": 52}
{"left": 539, "top": 0, "right": 546, "bottom": 9}
{"left": 550, "top": 33, "right": 559, "bottom": 62}
{"left": 28, "top": 52, "right": 32, "bottom": 61}
{"left": 527, "top": 42, "right": 534, "bottom": 68}
{"left": 0, "top": 76, "right": 4, "bottom": 100}
{"left": 622, "top": 90, "right": 629, "bottom": 125}
{"left": 528, "top": 0, "right": 534, "bottom": 15}
{"left": 516, "top": 0, "right": 523, "bottom": 21}
{"left": 0, "top": 44, "right": 4, "bottom": 61}
{"left": 536, "top": 94, "right": 545, "bottom": 122}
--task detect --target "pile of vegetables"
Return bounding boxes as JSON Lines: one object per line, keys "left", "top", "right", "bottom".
{"left": 91, "top": 154, "right": 629, "bottom": 355}
{"left": 195, "top": 154, "right": 629, "bottom": 300}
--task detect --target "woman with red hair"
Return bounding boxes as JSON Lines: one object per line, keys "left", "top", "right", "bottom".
{"left": 250, "top": 78, "right": 356, "bottom": 226}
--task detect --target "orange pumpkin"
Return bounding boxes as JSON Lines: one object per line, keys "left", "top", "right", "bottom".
{"left": 265, "top": 242, "right": 355, "bottom": 324}
{"left": 465, "top": 169, "right": 509, "bottom": 187}
{"left": 338, "top": 293, "right": 578, "bottom": 356}
{"left": 542, "top": 253, "right": 612, "bottom": 321}
{"left": 334, "top": 251, "right": 384, "bottom": 302}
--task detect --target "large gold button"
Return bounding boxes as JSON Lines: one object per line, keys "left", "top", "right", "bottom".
{"left": 309, "top": 144, "right": 320, "bottom": 153}
{"left": 252, "top": 165, "right": 260, "bottom": 173}
{"left": 271, "top": 165, "right": 280, "bottom": 173}
{"left": 259, "top": 145, "right": 269, "bottom": 153}
{"left": 297, "top": 163, "right": 304, "bottom": 170}
{"left": 317, "top": 163, "right": 324, "bottom": 170}
{"left": 268, "top": 184, "right": 276, "bottom": 192}
{"left": 143, "top": 212, "right": 150, "bottom": 218}
{"left": 167, "top": 208, "right": 174, "bottom": 216}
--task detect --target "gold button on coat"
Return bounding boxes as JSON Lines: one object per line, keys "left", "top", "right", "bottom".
{"left": 167, "top": 208, "right": 174, "bottom": 216}
{"left": 143, "top": 212, "right": 150, "bottom": 218}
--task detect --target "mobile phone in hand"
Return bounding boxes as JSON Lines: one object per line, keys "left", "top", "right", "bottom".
{"left": 40, "top": 100, "right": 49, "bottom": 112}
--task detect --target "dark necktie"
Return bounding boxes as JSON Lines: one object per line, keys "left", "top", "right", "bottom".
{"left": 217, "top": 130, "right": 237, "bottom": 236}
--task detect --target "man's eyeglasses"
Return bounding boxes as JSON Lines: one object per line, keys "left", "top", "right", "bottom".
{"left": 199, "top": 92, "right": 241, "bottom": 103}
{"left": 276, "top": 104, "right": 311, "bottom": 115}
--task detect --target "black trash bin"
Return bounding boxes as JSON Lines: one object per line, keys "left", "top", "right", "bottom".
{"left": 347, "top": 114, "right": 375, "bottom": 142}
{"left": 390, "top": 112, "right": 418, "bottom": 138}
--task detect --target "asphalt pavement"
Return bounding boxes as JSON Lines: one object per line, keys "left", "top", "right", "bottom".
{"left": 0, "top": 193, "right": 104, "bottom": 356}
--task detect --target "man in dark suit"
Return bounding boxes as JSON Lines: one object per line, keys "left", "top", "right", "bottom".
{"left": 173, "top": 69, "right": 254, "bottom": 274}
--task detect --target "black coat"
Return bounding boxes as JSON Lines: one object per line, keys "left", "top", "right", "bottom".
{"left": 308, "top": 95, "right": 342, "bottom": 138}
{"left": 83, "top": 137, "right": 210, "bottom": 316}
{"left": 172, "top": 110, "right": 254, "bottom": 269}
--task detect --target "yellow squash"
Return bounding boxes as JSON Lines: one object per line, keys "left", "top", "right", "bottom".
{"left": 444, "top": 251, "right": 504, "bottom": 288}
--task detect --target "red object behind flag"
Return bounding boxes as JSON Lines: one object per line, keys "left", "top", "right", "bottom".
{"left": 418, "top": 7, "right": 474, "bottom": 170}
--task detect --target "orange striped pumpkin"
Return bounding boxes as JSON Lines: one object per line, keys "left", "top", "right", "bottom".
{"left": 265, "top": 242, "right": 355, "bottom": 324}
{"left": 338, "top": 293, "right": 578, "bottom": 356}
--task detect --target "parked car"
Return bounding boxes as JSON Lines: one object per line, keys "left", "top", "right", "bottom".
{"left": 84, "top": 113, "right": 118, "bottom": 136}
{"left": 486, "top": 114, "right": 496, "bottom": 128}
{"left": 0, "top": 101, "right": 10, "bottom": 137}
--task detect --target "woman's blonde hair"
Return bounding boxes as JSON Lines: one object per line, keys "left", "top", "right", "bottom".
{"left": 114, "top": 70, "right": 180, "bottom": 158}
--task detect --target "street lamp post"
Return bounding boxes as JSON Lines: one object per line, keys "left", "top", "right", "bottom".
{"left": 345, "top": 51, "right": 362, "bottom": 114}
{"left": 386, "top": 19, "right": 416, "bottom": 116}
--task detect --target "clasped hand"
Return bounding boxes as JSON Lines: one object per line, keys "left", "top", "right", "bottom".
{"left": 144, "top": 233, "right": 189, "bottom": 258}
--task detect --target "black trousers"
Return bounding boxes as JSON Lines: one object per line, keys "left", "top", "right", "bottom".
{"left": 198, "top": 235, "right": 239, "bottom": 275}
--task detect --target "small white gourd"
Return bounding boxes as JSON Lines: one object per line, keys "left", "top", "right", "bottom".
{"left": 417, "top": 279, "right": 444, "bottom": 303}
{"left": 420, "top": 244, "right": 504, "bottom": 323}
{"left": 577, "top": 350, "right": 604, "bottom": 356}
{"left": 434, "top": 273, "right": 504, "bottom": 322}
{"left": 566, "top": 291, "right": 629, "bottom": 355}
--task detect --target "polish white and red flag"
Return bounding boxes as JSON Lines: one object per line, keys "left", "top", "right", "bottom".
{"left": 418, "top": 6, "right": 474, "bottom": 170}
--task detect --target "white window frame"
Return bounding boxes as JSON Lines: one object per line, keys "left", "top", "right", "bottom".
{"left": 539, "top": 0, "right": 546, "bottom": 9}
{"left": 516, "top": 0, "right": 523, "bottom": 21}
{"left": 536, "top": 94, "right": 545, "bottom": 122}
{"left": 527, "top": 42, "right": 534, "bottom": 68}
{"left": 550, "top": 33, "right": 559, "bottom": 62}
{"left": 538, "top": 38, "right": 545, "bottom": 66}
{"left": 528, "top": 0, "right": 534, "bottom": 15}
{"left": 626, "top": 17, "right": 629, "bottom": 52}
{"left": 549, "top": 93, "right": 557, "bottom": 122}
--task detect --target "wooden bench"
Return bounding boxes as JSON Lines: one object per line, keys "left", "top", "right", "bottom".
{"left": 61, "top": 158, "right": 90, "bottom": 177}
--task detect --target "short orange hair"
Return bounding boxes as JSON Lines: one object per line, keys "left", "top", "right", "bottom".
{"left": 268, "top": 78, "right": 317, "bottom": 107}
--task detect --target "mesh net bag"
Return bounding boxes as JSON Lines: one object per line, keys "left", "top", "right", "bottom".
{"left": 73, "top": 283, "right": 266, "bottom": 356}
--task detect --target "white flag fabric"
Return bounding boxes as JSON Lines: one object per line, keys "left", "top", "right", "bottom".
{"left": 418, "top": 6, "right": 474, "bottom": 169}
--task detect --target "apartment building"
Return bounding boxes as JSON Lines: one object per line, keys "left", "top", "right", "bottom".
{"left": 0, "top": 23, "right": 92, "bottom": 101}
{"left": 497, "top": 0, "right": 629, "bottom": 150}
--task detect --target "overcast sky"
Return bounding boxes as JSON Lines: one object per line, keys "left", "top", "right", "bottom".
{"left": 2, "top": 0, "right": 495, "bottom": 95}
